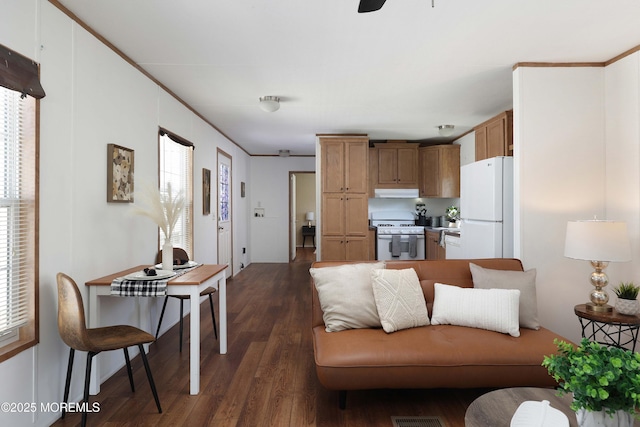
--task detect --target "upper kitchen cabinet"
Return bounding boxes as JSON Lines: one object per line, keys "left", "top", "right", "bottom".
{"left": 474, "top": 110, "right": 513, "bottom": 161}
{"left": 372, "top": 142, "right": 419, "bottom": 188}
{"left": 321, "top": 138, "right": 368, "bottom": 193}
{"left": 419, "top": 144, "right": 460, "bottom": 198}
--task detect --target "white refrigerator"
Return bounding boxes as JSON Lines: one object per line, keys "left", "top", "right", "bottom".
{"left": 460, "top": 156, "right": 514, "bottom": 258}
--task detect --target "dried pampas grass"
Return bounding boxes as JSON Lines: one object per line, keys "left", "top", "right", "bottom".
{"left": 132, "top": 182, "right": 185, "bottom": 240}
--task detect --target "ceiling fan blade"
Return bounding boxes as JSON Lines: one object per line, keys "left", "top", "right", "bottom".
{"left": 358, "top": 0, "right": 386, "bottom": 13}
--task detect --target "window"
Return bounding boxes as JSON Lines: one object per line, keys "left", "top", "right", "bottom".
{"left": 0, "top": 86, "right": 38, "bottom": 362}
{"left": 159, "top": 130, "right": 194, "bottom": 257}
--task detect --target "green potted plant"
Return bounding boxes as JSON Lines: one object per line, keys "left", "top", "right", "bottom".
{"left": 613, "top": 282, "right": 640, "bottom": 316}
{"left": 445, "top": 205, "right": 459, "bottom": 227}
{"left": 542, "top": 338, "right": 640, "bottom": 426}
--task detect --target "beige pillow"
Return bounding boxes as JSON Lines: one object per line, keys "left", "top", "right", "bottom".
{"left": 469, "top": 263, "right": 539, "bottom": 330}
{"left": 370, "top": 268, "right": 430, "bottom": 333}
{"left": 310, "top": 262, "right": 384, "bottom": 332}
{"left": 431, "top": 283, "right": 521, "bottom": 337}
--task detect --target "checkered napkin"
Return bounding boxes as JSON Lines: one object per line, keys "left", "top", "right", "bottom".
{"left": 110, "top": 264, "right": 201, "bottom": 297}
{"left": 110, "top": 276, "right": 171, "bottom": 297}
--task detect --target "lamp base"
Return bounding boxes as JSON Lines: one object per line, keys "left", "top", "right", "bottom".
{"left": 586, "top": 302, "right": 613, "bottom": 313}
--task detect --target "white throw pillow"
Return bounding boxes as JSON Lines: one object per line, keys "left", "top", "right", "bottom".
{"left": 469, "top": 263, "right": 540, "bottom": 330}
{"left": 310, "top": 262, "right": 384, "bottom": 332}
{"left": 430, "top": 283, "right": 521, "bottom": 337}
{"left": 370, "top": 268, "right": 430, "bottom": 333}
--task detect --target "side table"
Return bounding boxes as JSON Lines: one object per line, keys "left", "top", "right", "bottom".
{"left": 465, "top": 387, "right": 578, "bottom": 427}
{"left": 302, "top": 225, "right": 316, "bottom": 248}
{"left": 574, "top": 304, "right": 640, "bottom": 351}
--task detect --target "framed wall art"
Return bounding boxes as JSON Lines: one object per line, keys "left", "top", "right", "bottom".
{"left": 203, "top": 168, "right": 211, "bottom": 215}
{"left": 107, "top": 144, "right": 134, "bottom": 203}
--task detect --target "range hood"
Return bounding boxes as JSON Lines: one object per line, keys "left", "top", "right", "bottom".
{"left": 374, "top": 188, "right": 420, "bottom": 198}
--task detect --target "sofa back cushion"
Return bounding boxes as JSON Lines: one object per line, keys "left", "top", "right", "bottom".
{"left": 310, "top": 262, "right": 385, "bottom": 332}
{"left": 310, "top": 259, "right": 524, "bottom": 329}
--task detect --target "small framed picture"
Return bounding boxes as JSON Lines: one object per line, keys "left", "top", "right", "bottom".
{"left": 107, "top": 144, "right": 134, "bottom": 203}
{"left": 203, "top": 168, "right": 211, "bottom": 215}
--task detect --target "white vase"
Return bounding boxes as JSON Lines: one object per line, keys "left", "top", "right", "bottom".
{"left": 576, "top": 408, "right": 634, "bottom": 427}
{"left": 162, "top": 240, "right": 173, "bottom": 271}
{"left": 615, "top": 298, "right": 639, "bottom": 316}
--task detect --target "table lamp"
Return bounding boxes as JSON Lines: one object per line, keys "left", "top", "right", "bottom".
{"left": 306, "top": 212, "right": 315, "bottom": 227}
{"left": 564, "top": 219, "right": 631, "bottom": 312}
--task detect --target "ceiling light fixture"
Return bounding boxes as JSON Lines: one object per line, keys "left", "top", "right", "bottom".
{"left": 259, "top": 96, "right": 280, "bottom": 112}
{"left": 437, "top": 125, "right": 455, "bottom": 137}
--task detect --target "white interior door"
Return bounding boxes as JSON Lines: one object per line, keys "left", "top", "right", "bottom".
{"left": 290, "top": 173, "right": 297, "bottom": 261}
{"left": 217, "top": 150, "right": 232, "bottom": 276}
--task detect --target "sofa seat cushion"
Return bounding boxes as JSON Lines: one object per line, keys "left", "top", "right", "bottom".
{"left": 313, "top": 324, "right": 558, "bottom": 368}
{"left": 312, "top": 324, "right": 563, "bottom": 390}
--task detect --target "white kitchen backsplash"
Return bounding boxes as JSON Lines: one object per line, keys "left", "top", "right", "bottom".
{"left": 368, "top": 198, "right": 460, "bottom": 220}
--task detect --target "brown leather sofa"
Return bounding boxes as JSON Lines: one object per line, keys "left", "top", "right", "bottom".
{"left": 311, "top": 258, "right": 570, "bottom": 408}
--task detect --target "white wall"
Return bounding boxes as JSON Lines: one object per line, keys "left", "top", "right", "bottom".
{"left": 512, "top": 64, "right": 638, "bottom": 343}
{"left": 604, "top": 53, "right": 640, "bottom": 283}
{"left": 249, "top": 156, "right": 316, "bottom": 262}
{"left": 0, "top": 1, "right": 251, "bottom": 426}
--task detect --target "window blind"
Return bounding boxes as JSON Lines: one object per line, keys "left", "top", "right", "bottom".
{"left": 159, "top": 131, "right": 194, "bottom": 258}
{"left": 0, "top": 87, "right": 35, "bottom": 340}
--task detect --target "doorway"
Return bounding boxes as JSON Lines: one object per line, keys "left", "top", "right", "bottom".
{"left": 217, "top": 149, "right": 232, "bottom": 277}
{"left": 289, "top": 171, "right": 316, "bottom": 262}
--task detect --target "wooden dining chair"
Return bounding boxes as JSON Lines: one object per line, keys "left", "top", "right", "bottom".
{"left": 154, "top": 247, "right": 218, "bottom": 352}
{"left": 56, "top": 272, "right": 162, "bottom": 427}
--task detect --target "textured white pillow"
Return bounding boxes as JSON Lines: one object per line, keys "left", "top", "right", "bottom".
{"left": 469, "top": 263, "right": 540, "bottom": 330}
{"left": 310, "top": 262, "right": 384, "bottom": 332}
{"left": 370, "top": 268, "right": 430, "bottom": 333}
{"left": 431, "top": 283, "right": 521, "bottom": 337}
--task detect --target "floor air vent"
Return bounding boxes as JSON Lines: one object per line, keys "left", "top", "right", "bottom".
{"left": 391, "top": 416, "right": 446, "bottom": 427}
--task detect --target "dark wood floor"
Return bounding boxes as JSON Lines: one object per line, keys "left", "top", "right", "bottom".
{"left": 51, "top": 250, "right": 486, "bottom": 426}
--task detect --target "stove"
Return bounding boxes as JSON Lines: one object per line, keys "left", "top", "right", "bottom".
{"left": 376, "top": 224, "right": 426, "bottom": 235}
{"left": 371, "top": 211, "right": 426, "bottom": 260}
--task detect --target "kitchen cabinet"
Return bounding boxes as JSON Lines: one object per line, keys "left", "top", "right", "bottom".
{"left": 474, "top": 110, "right": 513, "bottom": 161}
{"left": 426, "top": 230, "right": 446, "bottom": 260}
{"left": 319, "top": 136, "right": 369, "bottom": 261}
{"left": 322, "top": 138, "right": 368, "bottom": 193}
{"left": 320, "top": 236, "right": 369, "bottom": 261}
{"left": 372, "top": 142, "right": 419, "bottom": 188}
{"left": 321, "top": 193, "right": 368, "bottom": 237}
{"left": 419, "top": 144, "right": 460, "bottom": 198}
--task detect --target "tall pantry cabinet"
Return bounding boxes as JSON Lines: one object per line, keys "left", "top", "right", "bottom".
{"left": 319, "top": 136, "right": 369, "bottom": 261}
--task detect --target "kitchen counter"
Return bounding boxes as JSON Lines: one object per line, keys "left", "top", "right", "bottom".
{"left": 425, "top": 226, "right": 460, "bottom": 236}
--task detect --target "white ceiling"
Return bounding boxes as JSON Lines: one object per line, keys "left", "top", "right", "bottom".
{"left": 55, "top": 0, "right": 640, "bottom": 156}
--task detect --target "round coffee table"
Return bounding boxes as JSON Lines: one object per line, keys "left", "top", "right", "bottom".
{"left": 465, "top": 387, "right": 577, "bottom": 427}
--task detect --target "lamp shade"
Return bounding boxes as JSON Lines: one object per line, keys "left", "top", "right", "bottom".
{"left": 305, "top": 212, "right": 315, "bottom": 222}
{"left": 564, "top": 220, "right": 631, "bottom": 262}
